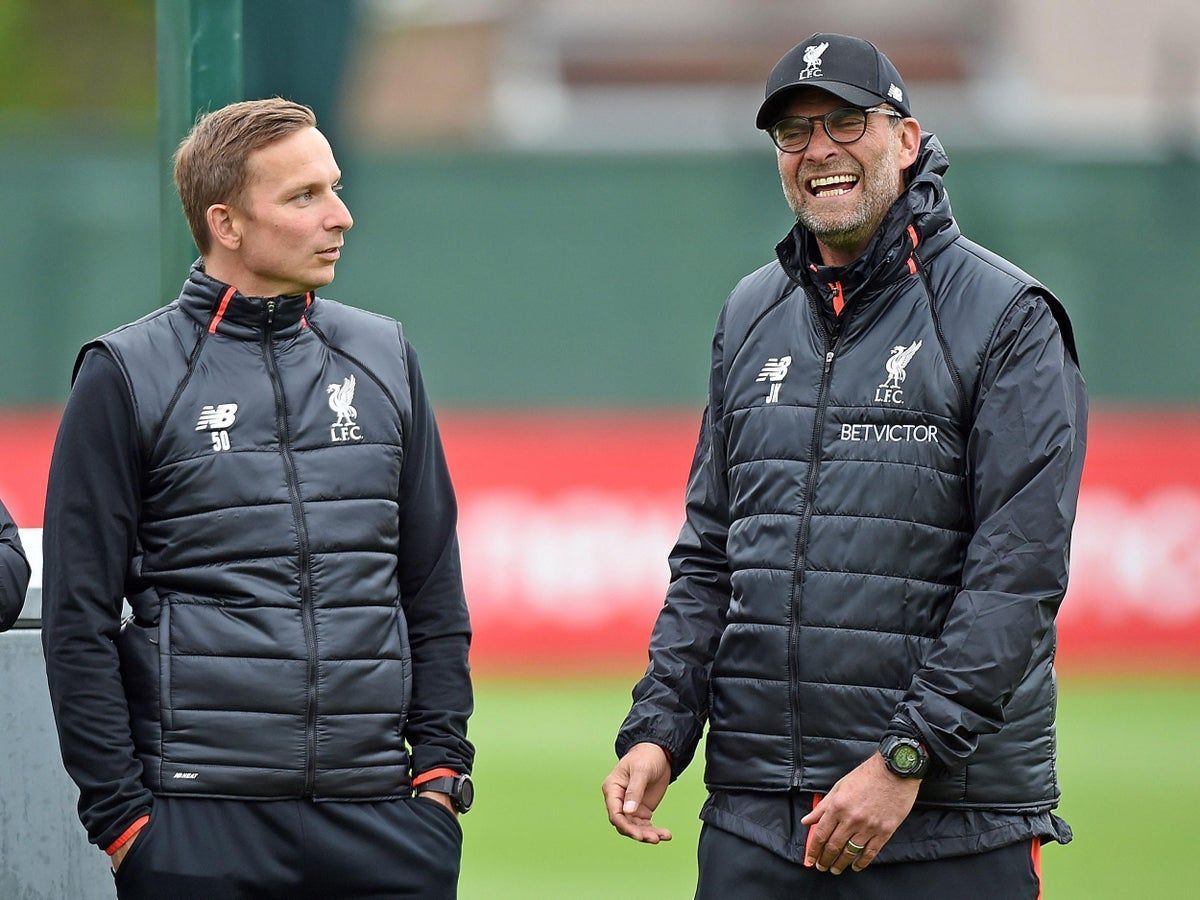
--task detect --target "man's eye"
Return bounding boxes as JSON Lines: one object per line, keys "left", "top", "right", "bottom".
{"left": 297, "top": 190, "right": 314, "bottom": 201}
{"left": 333, "top": 183, "right": 344, "bottom": 193}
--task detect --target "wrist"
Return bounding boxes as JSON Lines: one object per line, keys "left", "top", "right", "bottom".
{"left": 632, "top": 741, "right": 672, "bottom": 762}
{"left": 878, "top": 735, "right": 930, "bottom": 779}
{"left": 414, "top": 770, "right": 474, "bottom": 814}
{"left": 105, "top": 814, "right": 150, "bottom": 856}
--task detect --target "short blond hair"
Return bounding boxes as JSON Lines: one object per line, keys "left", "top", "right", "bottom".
{"left": 173, "top": 98, "right": 317, "bottom": 253}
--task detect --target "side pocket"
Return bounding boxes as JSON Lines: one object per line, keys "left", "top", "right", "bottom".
{"left": 158, "top": 601, "right": 173, "bottom": 731}
{"left": 117, "top": 617, "right": 161, "bottom": 749}
{"left": 395, "top": 605, "right": 413, "bottom": 729}
{"left": 113, "top": 812, "right": 161, "bottom": 883}
{"left": 916, "top": 764, "right": 968, "bottom": 803}
{"left": 413, "top": 795, "right": 463, "bottom": 836}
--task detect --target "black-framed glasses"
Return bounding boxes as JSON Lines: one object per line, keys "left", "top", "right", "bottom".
{"left": 769, "top": 106, "right": 904, "bottom": 153}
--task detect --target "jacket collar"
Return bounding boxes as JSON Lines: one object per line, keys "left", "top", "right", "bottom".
{"left": 776, "top": 133, "right": 961, "bottom": 323}
{"left": 176, "top": 261, "right": 315, "bottom": 340}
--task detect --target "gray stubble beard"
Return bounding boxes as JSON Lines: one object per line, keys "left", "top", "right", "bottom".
{"left": 783, "top": 138, "right": 902, "bottom": 256}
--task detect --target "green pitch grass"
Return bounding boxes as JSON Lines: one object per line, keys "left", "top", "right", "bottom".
{"left": 458, "top": 675, "right": 1200, "bottom": 899}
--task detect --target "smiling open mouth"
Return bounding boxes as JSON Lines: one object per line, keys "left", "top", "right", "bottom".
{"left": 807, "top": 174, "right": 860, "bottom": 197}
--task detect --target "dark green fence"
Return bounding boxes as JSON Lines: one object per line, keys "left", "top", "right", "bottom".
{"left": 1, "top": 136, "right": 1196, "bottom": 406}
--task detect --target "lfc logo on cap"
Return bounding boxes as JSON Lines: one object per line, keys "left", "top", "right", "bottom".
{"left": 799, "top": 42, "right": 829, "bottom": 79}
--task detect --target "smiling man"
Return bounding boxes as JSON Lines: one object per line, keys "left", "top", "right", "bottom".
{"left": 43, "top": 99, "right": 473, "bottom": 898}
{"left": 603, "top": 33, "right": 1087, "bottom": 898}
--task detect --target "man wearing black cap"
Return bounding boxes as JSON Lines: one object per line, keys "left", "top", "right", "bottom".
{"left": 603, "top": 33, "right": 1086, "bottom": 897}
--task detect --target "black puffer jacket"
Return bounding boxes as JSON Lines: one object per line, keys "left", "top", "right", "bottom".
{"left": 618, "top": 135, "right": 1086, "bottom": 811}
{"left": 75, "top": 266, "right": 472, "bottom": 800}
{"left": 0, "top": 498, "right": 30, "bottom": 631}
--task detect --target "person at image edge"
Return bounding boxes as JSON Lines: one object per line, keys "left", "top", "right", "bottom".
{"left": 0, "top": 497, "right": 31, "bottom": 631}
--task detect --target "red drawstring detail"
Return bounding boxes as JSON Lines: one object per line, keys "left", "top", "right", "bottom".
{"left": 906, "top": 226, "right": 920, "bottom": 275}
{"left": 207, "top": 286, "right": 237, "bottom": 334}
{"left": 301, "top": 291, "right": 313, "bottom": 329}
{"left": 829, "top": 281, "right": 846, "bottom": 316}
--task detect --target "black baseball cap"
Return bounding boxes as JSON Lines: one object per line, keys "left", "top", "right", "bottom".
{"left": 756, "top": 33, "right": 911, "bottom": 129}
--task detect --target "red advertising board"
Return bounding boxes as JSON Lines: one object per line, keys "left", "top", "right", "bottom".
{"left": 3, "top": 408, "right": 1198, "bottom": 672}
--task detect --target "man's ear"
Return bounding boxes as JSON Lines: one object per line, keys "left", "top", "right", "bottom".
{"left": 206, "top": 203, "right": 241, "bottom": 251}
{"left": 897, "top": 117, "right": 922, "bottom": 170}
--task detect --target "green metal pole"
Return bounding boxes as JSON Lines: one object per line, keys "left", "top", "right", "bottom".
{"left": 157, "top": 0, "right": 243, "bottom": 303}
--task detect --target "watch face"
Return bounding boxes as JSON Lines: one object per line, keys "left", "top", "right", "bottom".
{"left": 458, "top": 776, "right": 475, "bottom": 811}
{"left": 892, "top": 744, "right": 919, "bottom": 772}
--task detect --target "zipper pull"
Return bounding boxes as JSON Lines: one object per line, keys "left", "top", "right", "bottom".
{"left": 266, "top": 299, "right": 276, "bottom": 330}
{"left": 823, "top": 350, "right": 834, "bottom": 374}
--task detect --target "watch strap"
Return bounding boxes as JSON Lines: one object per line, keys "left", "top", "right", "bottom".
{"left": 417, "top": 776, "right": 459, "bottom": 794}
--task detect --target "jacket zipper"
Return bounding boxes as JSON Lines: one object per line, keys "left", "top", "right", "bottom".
{"left": 787, "top": 288, "right": 848, "bottom": 787}
{"left": 261, "top": 299, "right": 320, "bottom": 798}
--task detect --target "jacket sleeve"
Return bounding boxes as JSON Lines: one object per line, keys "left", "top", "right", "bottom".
{"left": 615, "top": 305, "right": 732, "bottom": 779}
{"left": 889, "top": 291, "right": 1087, "bottom": 767}
{"left": 0, "top": 497, "right": 31, "bottom": 631}
{"left": 41, "top": 349, "right": 156, "bottom": 849}
{"left": 397, "top": 340, "right": 475, "bottom": 778}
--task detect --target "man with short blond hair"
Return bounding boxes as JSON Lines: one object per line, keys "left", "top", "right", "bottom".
{"left": 604, "top": 33, "right": 1085, "bottom": 897}
{"left": 44, "top": 98, "right": 474, "bottom": 898}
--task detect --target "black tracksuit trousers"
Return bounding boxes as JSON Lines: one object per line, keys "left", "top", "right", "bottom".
{"left": 696, "top": 825, "right": 1042, "bottom": 899}
{"left": 113, "top": 796, "right": 462, "bottom": 899}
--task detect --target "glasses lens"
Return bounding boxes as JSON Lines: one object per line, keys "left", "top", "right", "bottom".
{"left": 772, "top": 117, "right": 812, "bottom": 151}
{"left": 826, "top": 108, "right": 867, "bottom": 143}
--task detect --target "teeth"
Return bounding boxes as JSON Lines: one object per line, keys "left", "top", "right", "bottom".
{"left": 810, "top": 174, "right": 859, "bottom": 189}
{"left": 816, "top": 188, "right": 851, "bottom": 196}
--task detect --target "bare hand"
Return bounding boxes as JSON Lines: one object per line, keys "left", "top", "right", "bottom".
{"left": 602, "top": 742, "right": 673, "bottom": 844}
{"left": 109, "top": 830, "right": 140, "bottom": 872}
{"left": 800, "top": 752, "right": 920, "bottom": 874}
{"left": 417, "top": 790, "right": 458, "bottom": 818}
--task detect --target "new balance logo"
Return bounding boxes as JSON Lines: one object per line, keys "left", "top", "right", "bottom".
{"left": 196, "top": 404, "right": 237, "bottom": 430}
{"left": 756, "top": 356, "right": 792, "bottom": 404}
{"left": 196, "top": 403, "right": 237, "bottom": 452}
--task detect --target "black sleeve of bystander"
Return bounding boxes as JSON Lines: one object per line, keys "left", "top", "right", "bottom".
{"left": 0, "top": 497, "right": 31, "bottom": 631}
{"left": 396, "top": 341, "right": 475, "bottom": 778}
{"left": 41, "top": 349, "right": 155, "bottom": 850}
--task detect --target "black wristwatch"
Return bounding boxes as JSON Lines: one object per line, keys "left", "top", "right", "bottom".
{"left": 879, "top": 736, "right": 930, "bottom": 779}
{"left": 418, "top": 773, "right": 475, "bottom": 814}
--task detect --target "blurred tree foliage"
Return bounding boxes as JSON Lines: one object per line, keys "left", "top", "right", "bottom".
{"left": 0, "top": 0, "right": 153, "bottom": 123}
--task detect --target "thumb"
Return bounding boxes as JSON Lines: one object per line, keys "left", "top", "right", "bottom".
{"left": 623, "top": 766, "right": 650, "bottom": 814}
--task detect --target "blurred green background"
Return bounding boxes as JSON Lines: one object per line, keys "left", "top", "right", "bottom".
{"left": 1, "top": 1, "right": 1199, "bottom": 408}
{"left": 462, "top": 676, "right": 1200, "bottom": 898}
{"left": 2, "top": 144, "right": 1199, "bottom": 406}
{"left": 2, "top": 2, "right": 1198, "bottom": 898}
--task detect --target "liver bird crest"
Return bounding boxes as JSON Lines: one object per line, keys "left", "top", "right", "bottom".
{"left": 881, "top": 341, "right": 922, "bottom": 390}
{"left": 327, "top": 375, "right": 357, "bottom": 427}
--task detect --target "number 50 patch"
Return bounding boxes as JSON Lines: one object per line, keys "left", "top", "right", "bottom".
{"left": 196, "top": 403, "right": 238, "bottom": 453}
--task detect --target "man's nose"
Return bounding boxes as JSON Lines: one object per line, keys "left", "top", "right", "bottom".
{"left": 804, "top": 121, "right": 840, "bottom": 163}
{"left": 330, "top": 194, "right": 354, "bottom": 232}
